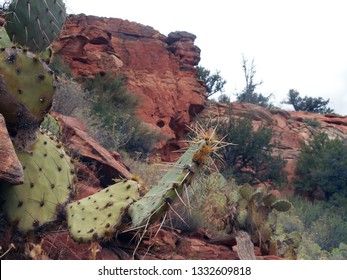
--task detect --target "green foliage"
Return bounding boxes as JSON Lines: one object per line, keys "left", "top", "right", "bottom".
{"left": 49, "top": 55, "right": 73, "bottom": 77}
{"left": 5, "top": 0, "right": 67, "bottom": 52}
{"left": 217, "top": 115, "right": 287, "bottom": 186}
{"left": 283, "top": 89, "right": 334, "bottom": 114}
{"left": 84, "top": 73, "right": 163, "bottom": 156}
{"left": 303, "top": 118, "right": 321, "bottom": 128}
{"left": 196, "top": 65, "right": 226, "bottom": 97}
{"left": 236, "top": 56, "right": 273, "bottom": 108}
{"left": 218, "top": 94, "right": 230, "bottom": 103}
{"left": 294, "top": 132, "right": 347, "bottom": 199}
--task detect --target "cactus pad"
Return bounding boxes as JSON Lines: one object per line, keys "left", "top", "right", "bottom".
{"left": 66, "top": 180, "right": 141, "bottom": 242}
{"left": 5, "top": 0, "right": 67, "bottom": 52}
{"left": 128, "top": 140, "right": 210, "bottom": 228}
{"left": 271, "top": 200, "right": 292, "bottom": 212}
{"left": 0, "top": 131, "right": 76, "bottom": 231}
{"left": 0, "top": 47, "right": 55, "bottom": 135}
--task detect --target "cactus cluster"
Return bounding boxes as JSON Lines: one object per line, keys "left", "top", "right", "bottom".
{"left": 5, "top": 0, "right": 67, "bottom": 52}
{"left": 229, "top": 184, "right": 293, "bottom": 253}
{"left": 0, "top": 131, "right": 76, "bottom": 231}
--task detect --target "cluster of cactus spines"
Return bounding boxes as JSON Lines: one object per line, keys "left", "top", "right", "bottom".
{"left": 0, "top": 131, "right": 76, "bottom": 231}
{"left": 66, "top": 180, "right": 141, "bottom": 242}
{"left": 128, "top": 139, "right": 212, "bottom": 228}
{"left": 0, "top": 47, "right": 56, "bottom": 139}
{"left": 4, "top": 0, "right": 67, "bottom": 52}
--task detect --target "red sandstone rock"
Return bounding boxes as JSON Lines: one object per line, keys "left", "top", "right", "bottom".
{"left": 52, "top": 113, "right": 132, "bottom": 185}
{"left": 197, "top": 101, "right": 347, "bottom": 187}
{"left": 0, "top": 114, "right": 23, "bottom": 184}
{"left": 53, "top": 14, "right": 206, "bottom": 161}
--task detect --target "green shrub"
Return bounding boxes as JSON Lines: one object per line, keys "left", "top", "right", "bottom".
{"left": 217, "top": 115, "right": 287, "bottom": 186}
{"left": 294, "top": 132, "right": 347, "bottom": 199}
{"left": 277, "top": 196, "right": 347, "bottom": 259}
{"left": 303, "top": 118, "right": 321, "bottom": 128}
{"left": 83, "top": 73, "right": 163, "bottom": 156}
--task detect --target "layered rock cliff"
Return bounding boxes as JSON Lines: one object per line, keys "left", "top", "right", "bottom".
{"left": 53, "top": 14, "right": 206, "bottom": 161}
{"left": 197, "top": 101, "right": 347, "bottom": 187}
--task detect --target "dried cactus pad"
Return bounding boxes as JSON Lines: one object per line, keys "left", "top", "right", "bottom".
{"left": 0, "top": 132, "right": 75, "bottom": 231}
{"left": 66, "top": 180, "right": 140, "bottom": 242}
{"left": 5, "top": 0, "right": 67, "bottom": 52}
{"left": 0, "top": 47, "right": 55, "bottom": 133}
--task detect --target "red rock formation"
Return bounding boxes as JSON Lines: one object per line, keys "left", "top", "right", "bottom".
{"left": 197, "top": 101, "right": 347, "bottom": 187}
{"left": 53, "top": 14, "right": 206, "bottom": 161}
{"left": 0, "top": 114, "right": 23, "bottom": 184}
{"left": 52, "top": 113, "right": 132, "bottom": 185}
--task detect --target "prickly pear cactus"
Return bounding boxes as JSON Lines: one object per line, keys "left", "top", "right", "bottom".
{"left": 0, "top": 47, "right": 55, "bottom": 137}
{"left": 128, "top": 140, "right": 212, "bottom": 228}
{"left": 5, "top": 0, "right": 67, "bottom": 52}
{"left": 66, "top": 180, "right": 141, "bottom": 242}
{"left": 0, "top": 131, "right": 76, "bottom": 231}
{"left": 0, "top": 28, "right": 12, "bottom": 48}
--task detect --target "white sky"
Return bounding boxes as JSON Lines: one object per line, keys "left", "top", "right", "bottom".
{"left": 65, "top": 0, "right": 347, "bottom": 115}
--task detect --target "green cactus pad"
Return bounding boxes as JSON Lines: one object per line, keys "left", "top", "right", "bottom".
{"left": 0, "top": 131, "right": 75, "bottom": 231}
{"left": 271, "top": 199, "right": 292, "bottom": 212}
{"left": 40, "top": 113, "right": 62, "bottom": 140}
{"left": 0, "top": 28, "right": 12, "bottom": 48}
{"left": 262, "top": 193, "right": 278, "bottom": 207}
{"left": 5, "top": 0, "right": 67, "bottom": 52}
{"left": 66, "top": 180, "right": 140, "bottom": 242}
{"left": 0, "top": 47, "right": 55, "bottom": 134}
{"left": 128, "top": 140, "right": 209, "bottom": 228}
{"left": 239, "top": 184, "right": 255, "bottom": 201}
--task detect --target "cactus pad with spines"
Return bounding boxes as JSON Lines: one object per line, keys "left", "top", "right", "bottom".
{"left": 66, "top": 180, "right": 141, "bottom": 242}
{"left": 5, "top": 0, "right": 67, "bottom": 52}
{"left": 0, "top": 131, "right": 76, "bottom": 231}
{"left": 0, "top": 47, "right": 55, "bottom": 135}
{"left": 128, "top": 140, "right": 210, "bottom": 228}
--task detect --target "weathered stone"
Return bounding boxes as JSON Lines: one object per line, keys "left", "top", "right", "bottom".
{"left": 0, "top": 114, "right": 23, "bottom": 184}
{"left": 53, "top": 14, "right": 206, "bottom": 161}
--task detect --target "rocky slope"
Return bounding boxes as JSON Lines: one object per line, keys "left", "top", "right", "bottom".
{"left": 53, "top": 14, "right": 206, "bottom": 161}
{"left": 197, "top": 101, "right": 347, "bottom": 187}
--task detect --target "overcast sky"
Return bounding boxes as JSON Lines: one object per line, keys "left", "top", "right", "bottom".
{"left": 65, "top": 0, "right": 347, "bottom": 115}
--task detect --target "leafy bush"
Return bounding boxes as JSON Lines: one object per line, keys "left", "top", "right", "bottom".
{"left": 294, "top": 132, "right": 347, "bottom": 199}
{"left": 53, "top": 73, "right": 163, "bottom": 157}
{"left": 217, "top": 115, "right": 287, "bottom": 186}
{"left": 236, "top": 56, "right": 273, "bottom": 108}
{"left": 196, "top": 65, "right": 226, "bottom": 98}
{"left": 303, "top": 118, "right": 321, "bottom": 128}
{"left": 283, "top": 89, "right": 334, "bottom": 114}
{"left": 83, "top": 73, "right": 163, "bottom": 156}
{"left": 277, "top": 196, "right": 347, "bottom": 259}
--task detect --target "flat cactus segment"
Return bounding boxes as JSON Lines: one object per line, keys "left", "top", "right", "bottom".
{"left": 66, "top": 180, "right": 141, "bottom": 242}
{"left": 128, "top": 140, "right": 207, "bottom": 228}
{"left": 271, "top": 199, "right": 292, "bottom": 212}
{"left": 5, "top": 0, "right": 67, "bottom": 52}
{"left": 0, "top": 132, "right": 75, "bottom": 231}
{"left": 0, "top": 28, "right": 12, "bottom": 48}
{"left": 0, "top": 47, "right": 55, "bottom": 133}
